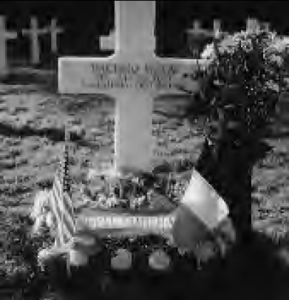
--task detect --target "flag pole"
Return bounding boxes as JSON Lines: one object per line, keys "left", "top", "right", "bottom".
{"left": 60, "top": 126, "right": 68, "bottom": 245}
{"left": 63, "top": 126, "right": 73, "bottom": 277}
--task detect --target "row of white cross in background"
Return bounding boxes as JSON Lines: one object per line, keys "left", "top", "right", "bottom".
{"left": 1, "top": 14, "right": 226, "bottom": 71}
{"left": 100, "top": 19, "right": 226, "bottom": 52}
{"left": 100, "top": 17, "right": 270, "bottom": 53}
{"left": 0, "top": 15, "right": 63, "bottom": 71}
{"left": 0, "top": 13, "right": 267, "bottom": 74}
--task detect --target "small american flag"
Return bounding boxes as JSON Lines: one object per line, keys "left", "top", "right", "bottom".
{"left": 50, "top": 129, "right": 76, "bottom": 246}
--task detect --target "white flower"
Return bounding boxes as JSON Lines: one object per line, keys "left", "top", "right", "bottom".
{"left": 240, "top": 40, "right": 253, "bottom": 52}
{"left": 31, "top": 215, "right": 46, "bottom": 235}
{"left": 30, "top": 189, "right": 51, "bottom": 221}
{"left": 130, "top": 195, "right": 146, "bottom": 209}
{"left": 201, "top": 43, "right": 215, "bottom": 59}
{"left": 38, "top": 248, "right": 51, "bottom": 266}
{"left": 218, "top": 36, "right": 240, "bottom": 54}
{"left": 266, "top": 81, "right": 280, "bottom": 92}
{"left": 269, "top": 54, "right": 283, "bottom": 66}
{"left": 45, "top": 211, "right": 55, "bottom": 229}
{"left": 271, "top": 37, "right": 289, "bottom": 53}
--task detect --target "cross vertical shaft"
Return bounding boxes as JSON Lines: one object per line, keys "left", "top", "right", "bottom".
{"left": 115, "top": 1, "right": 156, "bottom": 57}
{"left": 0, "top": 16, "right": 17, "bottom": 74}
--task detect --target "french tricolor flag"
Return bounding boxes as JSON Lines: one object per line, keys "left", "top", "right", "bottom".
{"left": 171, "top": 169, "right": 229, "bottom": 253}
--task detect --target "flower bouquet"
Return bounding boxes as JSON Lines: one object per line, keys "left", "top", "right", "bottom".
{"left": 200, "top": 23, "right": 289, "bottom": 136}
{"left": 83, "top": 162, "right": 190, "bottom": 211}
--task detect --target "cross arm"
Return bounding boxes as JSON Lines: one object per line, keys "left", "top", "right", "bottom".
{"left": 4, "top": 31, "right": 17, "bottom": 39}
{"left": 22, "top": 28, "right": 49, "bottom": 35}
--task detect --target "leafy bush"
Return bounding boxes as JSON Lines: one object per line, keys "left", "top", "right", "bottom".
{"left": 198, "top": 23, "right": 289, "bottom": 136}
{"left": 1, "top": 212, "right": 53, "bottom": 300}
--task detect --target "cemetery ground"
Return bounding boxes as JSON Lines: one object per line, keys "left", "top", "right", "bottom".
{"left": 0, "top": 69, "right": 289, "bottom": 299}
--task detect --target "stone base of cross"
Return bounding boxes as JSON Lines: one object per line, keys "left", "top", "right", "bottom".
{"left": 59, "top": 1, "right": 204, "bottom": 175}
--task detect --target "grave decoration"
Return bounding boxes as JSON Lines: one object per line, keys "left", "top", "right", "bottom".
{"left": 183, "top": 19, "right": 289, "bottom": 243}
{"left": 30, "top": 1, "right": 237, "bottom": 288}
{"left": 32, "top": 131, "right": 232, "bottom": 277}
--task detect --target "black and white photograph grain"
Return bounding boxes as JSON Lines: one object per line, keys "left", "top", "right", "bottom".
{"left": 0, "top": 1, "right": 289, "bottom": 300}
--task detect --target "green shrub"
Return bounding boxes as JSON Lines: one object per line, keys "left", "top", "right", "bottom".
{"left": 1, "top": 212, "right": 53, "bottom": 300}
{"left": 198, "top": 25, "right": 289, "bottom": 136}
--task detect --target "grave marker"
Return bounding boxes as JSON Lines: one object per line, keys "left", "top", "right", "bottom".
{"left": 59, "top": 1, "right": 203, "bottom": 174}
{"left": 46, "top": 18, "right": 64, "bottom": 53}
{"left": 186, "top": 19, "right": 223, "bottom": 56}
{"left": 22, "top": 17, "right": 47, "bottom": 65}
{"left": 246, "top": 18, "right": 260, "bottom": 32}
{"left": 100, "top": 29, "right": 115, "bottom": 51}
{"left": 0, "top": 16, "right": 17, "bottom": 74}
{"left": 186, "top": 20, "right": 222, "bottom": 39}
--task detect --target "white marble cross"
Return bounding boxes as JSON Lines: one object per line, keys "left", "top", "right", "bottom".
{"left": 187, "top": 19, "right": 225, "bottom": 41}
{"left": 22, "top": 17, "right": 47, "bottom": 65}
{"left": 47, "top": 18, "right": 64, "bottom": 53}
{"left": 0, "top": 16, "right": 17, "bottom": 74}
{"left": 100, "top": 29, "right": 115, "bottom": 51}
{"left": 186, "top": 19, "right": 223, "bottom": 56}
{"left": 59, "top": 1, "right": 202, "bottom": 174}
{"left": 186, "top": 20, "right": 219, "bottom": 38}
{"left": 246, "top": 18, "right": 260, "bottom": 32}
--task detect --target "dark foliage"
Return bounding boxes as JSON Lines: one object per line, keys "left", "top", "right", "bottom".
{"left": 0, "top": 213, "right": 53, "bottom": 300}
{"left": 41, "top": 232, "right": 289, "bottom": 300}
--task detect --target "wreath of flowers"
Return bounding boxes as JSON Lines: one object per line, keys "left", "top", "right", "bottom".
{"left": 83, "top": 164, "right": 190, "bottom": 210}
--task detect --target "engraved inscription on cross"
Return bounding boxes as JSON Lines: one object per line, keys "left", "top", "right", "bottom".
{"left": 59, "top": 1, "right": 201, "bottom": 174}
